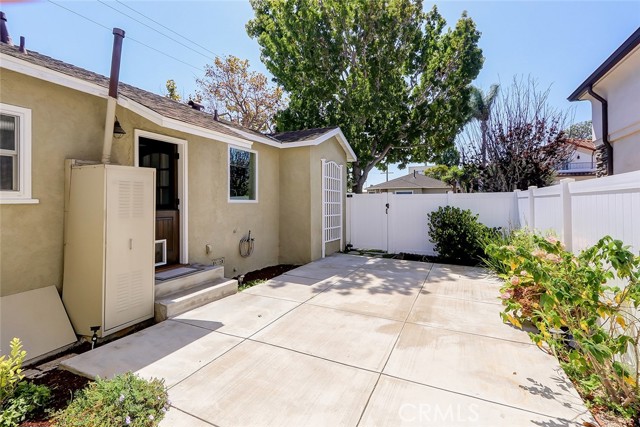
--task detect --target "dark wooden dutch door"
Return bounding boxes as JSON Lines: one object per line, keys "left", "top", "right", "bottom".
{"left": 139, "top": 137, "right": 180, "bottom": 266}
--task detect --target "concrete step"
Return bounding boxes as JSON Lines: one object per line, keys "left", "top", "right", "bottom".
{"left": 155, "top": 265, "right": 225, "bottom": 299}
{"left": 154, "top": 277, "right": 237, "bottom": 322}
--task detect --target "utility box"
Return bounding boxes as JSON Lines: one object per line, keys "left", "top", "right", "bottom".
{"left": 63, "top": 164, "right": 155, "bottom": 337}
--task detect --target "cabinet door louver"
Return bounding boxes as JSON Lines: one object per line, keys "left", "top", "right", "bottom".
{"left": 105, "top": 169, "right": 154, "bottom": 331}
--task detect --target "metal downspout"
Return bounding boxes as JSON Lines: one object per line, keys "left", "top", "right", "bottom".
{"left": 101, "top": 28, "right": 125, "bottom": 164}
{"left": 586, "top": 85, "right": 613, "bottom": 176}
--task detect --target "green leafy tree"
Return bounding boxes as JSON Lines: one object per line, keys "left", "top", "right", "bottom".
{"left": 195, "top": 55, "right": 286, "bottom": 132}
{"left": 566, "top": 120, "right": 592, "bottom": 140}
{"left": 165, "top": 79, "right": 181, "bottom": 101}
{"left": 247, "top": 0, "right": 483, "bottom": 193}
{"left": 460, "top": 77, "right": 573, "bottom": 192}
{"left": 468, "top": 84, "right": 499, "bottom": 165}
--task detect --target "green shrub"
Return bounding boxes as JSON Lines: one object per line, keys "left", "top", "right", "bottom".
{"left": 0, "top": 382, "right": 51, "bottom": 427}
{"left": 0, "top": 338, "right": 52, "bottom": 427}
{"left": 481, "top": 228, "right": 538, "bottom": 275}
{"left": 427, "top": 206, "right": 494, "bottom": 265}
{"left": 486, "top": 233, "right": 640, "bottom": 416}
{"left": 0, "top": 338, "right": 26, "bottom": 406}
{"left": 53, "top": 372, "right": 169, "bottom": 427}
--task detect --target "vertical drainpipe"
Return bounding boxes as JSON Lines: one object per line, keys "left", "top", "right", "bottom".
{"left": 586, "top": 85, "right": 613, "bottom": 176}
{"left": 101, "top": 28, "right": 125, "bottom": 164}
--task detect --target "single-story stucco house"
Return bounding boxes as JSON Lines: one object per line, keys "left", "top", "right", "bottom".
{"left": 0, "top": 24, "right": 355, "bottom": 361}
{"left": 366, "top": 171, "right": 451, "bottom": 194}
{"left": 568, "top": 27, "right": 640, "bottom": 177}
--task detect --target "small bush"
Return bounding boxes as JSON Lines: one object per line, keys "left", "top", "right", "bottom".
{"left": 428, "top": 206, "right": 494, "bottom": 265}
{"left": 53, "top": 372, "right": 169, "bottom": 427}
{"left": 0, "top": 382, "right": 51, "bottom": 427}
{"left": 485, "top": 233, "right": 640, "bottom": 416}
{"left": 0, "top": 338, "right": 52, "bottom": 427}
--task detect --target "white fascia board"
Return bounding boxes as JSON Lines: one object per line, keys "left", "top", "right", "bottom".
{"left": 116, "top": 97, "right": 253, "bottom": 149}
{"left": 281, "top": 127, "right": 357, "bottom": 162}
{"left": 216, "top": 122, "right": 282, "bottom": 147}
{"left": 1, "top": 53, "right": 109, "bottom": 98}
{"left": 1, "top": 54, "right": 253, "bottom": 149}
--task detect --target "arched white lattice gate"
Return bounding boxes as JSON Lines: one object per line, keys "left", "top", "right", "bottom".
{"left": 321, "top": 159, "right": 343, "bottom": 258}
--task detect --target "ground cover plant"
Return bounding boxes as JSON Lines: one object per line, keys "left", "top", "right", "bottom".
{"left": 0, "top": 338, "right": 51, "bottom": 427}
{"left": 53, "top": 372, "right": 169, "bottom": 427}
{"left": 485, "top": 232, "right": 640, "bottom": 419}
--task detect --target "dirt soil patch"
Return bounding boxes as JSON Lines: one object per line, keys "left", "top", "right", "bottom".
{"left": 240, "top": 264, "right": 299, "bottom": 283}
{"left": 20, "top": 369, "right": 91, "bottom": 426}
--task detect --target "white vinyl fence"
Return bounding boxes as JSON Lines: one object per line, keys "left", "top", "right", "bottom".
{"left": 347, "top": 170, "right": 640, "bottom": 256}
{"left": 347, "top": 191, "right": 518, "bottom": 255}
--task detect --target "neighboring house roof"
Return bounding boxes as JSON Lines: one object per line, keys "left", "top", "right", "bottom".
{"left": 0, "top": 43, "right": 356, "bottom": 161}
{"left": 367, "top": 172, "right": 450, "bottom": 191}
{"left": 568, "top": 27, "right": 640, "bottom": 101}
{"left": 568, "top": 138, "right": 596, "bottom": 151}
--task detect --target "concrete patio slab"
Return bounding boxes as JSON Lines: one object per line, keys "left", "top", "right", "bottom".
{"left": 169, "top": 340, "right": 378, "bottom": 427}
{"left": 314, "top": 253, "right": 369, "bottom": 268}
{"left": 253, "top": 304, "right": 403, "bottom": 371}
{"left": 244, "top": 274, "right": 334, "bottom": 302}
{"left": 407, "top": 293, "right": 531, "bottom": 344}
{"left": 363, "top": 257, "right": 433, "bottom": 275}
{"left": 173, "top": 291, "right": 299, "bottom": 338}
{"left": 62, "top": 254, "right": 594, "bottom": 426}
{"left": 421, "top": 277, "right": 502, "bottom": 305}
{"left": 159, "top": 407, "right": 213, "bottom": 427}
{"left": 359, "top": 375, "right": 589, "bottom": 426}
{"left": 285, "top": 263, "right": 357, "bottom": 281}
{"left": 383, "top": 323, "right": 592, "bottom": 421}
{"left": 309, "top": 269, "right": 425, "bottom": 321}
{"left": 428, "top": 264, "right": 500, "bottom": 284}
{"left": 61, "top": 320, "right": 241, "bottom": 387}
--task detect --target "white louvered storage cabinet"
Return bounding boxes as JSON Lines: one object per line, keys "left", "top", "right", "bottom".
{"left": 63, "top": 164, "right": 155, "bottom": 337}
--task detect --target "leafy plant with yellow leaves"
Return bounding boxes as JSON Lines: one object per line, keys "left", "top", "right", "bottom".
{"left": 486, "top": 234, "right": 640, "bottom": 416}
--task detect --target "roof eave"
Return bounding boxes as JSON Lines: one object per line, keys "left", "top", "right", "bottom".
{"left": 568, "top": 27, "right": 640, "bottom": 102}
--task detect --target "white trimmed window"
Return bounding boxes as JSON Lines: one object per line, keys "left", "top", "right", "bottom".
{"left": 0, "top": 104, "right": 37, "bottom": 204}
{"left": 394, "top": 190, "right": 414, "bottom": 194}
{"left": 228, "top": 146, "right": 258, "bottom": 202}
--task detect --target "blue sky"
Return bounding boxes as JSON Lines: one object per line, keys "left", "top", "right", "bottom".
{"left": 3, "top": 0, "right": 639, "bottom": 186}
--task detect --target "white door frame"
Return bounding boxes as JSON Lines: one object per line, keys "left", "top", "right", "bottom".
{"left": 134, "top": 129, "right": 189, "bottom": 264}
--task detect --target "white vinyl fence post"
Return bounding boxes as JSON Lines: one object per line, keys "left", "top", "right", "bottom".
{"left": 528, "top": 186, "right": 537, "bottom": 231}
{"left": 560, "top": 179, "right": 574, "bottom": 252}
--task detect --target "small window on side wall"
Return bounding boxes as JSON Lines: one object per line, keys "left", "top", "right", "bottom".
{"left": 0, "top": 104, "right": 37, "bottom": 204}
{"left": 229, "top": 146, "right": 257, "bottom": 202}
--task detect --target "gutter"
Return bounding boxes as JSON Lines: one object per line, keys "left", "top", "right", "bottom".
{"left": 101, "top": 28, "right": 125, "bottom": 164}
{"left": 586, "top": 85, "right": 613, "bottom": 176}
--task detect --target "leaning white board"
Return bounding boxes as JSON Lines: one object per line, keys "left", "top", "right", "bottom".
{"left": 1, "top": 286, "right": 77, "bottom": 362}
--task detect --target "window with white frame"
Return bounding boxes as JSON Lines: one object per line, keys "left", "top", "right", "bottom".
{"left": 0, "top": 104, "right": 36, "bottom": 204}
{"left": 229, "top": 146, "right": 257, "bottom": 201}
{"left": 394, "top": 190, "right": 414, "bottom": 194}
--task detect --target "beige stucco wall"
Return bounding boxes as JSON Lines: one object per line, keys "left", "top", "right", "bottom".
{"left": 309, "top": 138, "right": 348, "bottom": 260}
{"left": 587, "top": 46, "right": 640, "bottom": 175}
{"left": 279, "top": 137, "right": 348, "bottom": 265}
{"left": 279, "top": 146, "right": 312, "bottom": 265}
{"left": 113, "top": 107, "right": 281, "bottom": 278}
{"left": 0, "top": 70, "right": 106, "bottom": 297}
{"left": 0, "top": 70, "right": 283, "bottom": 296}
